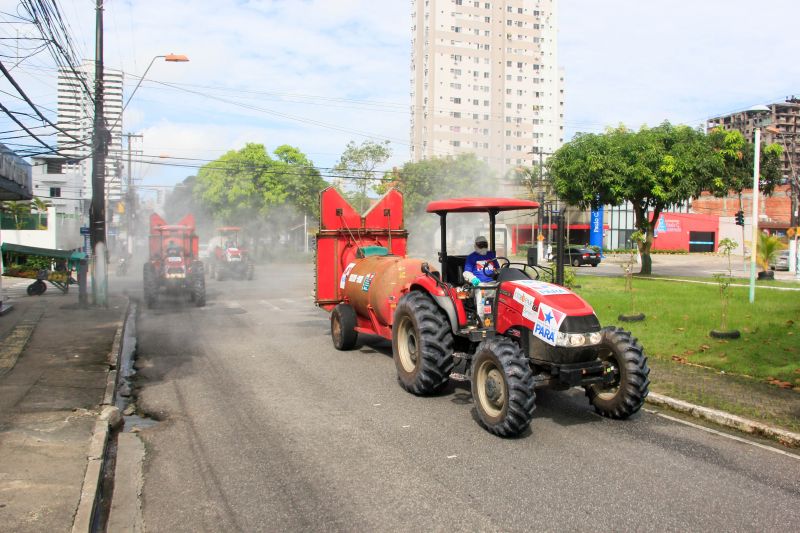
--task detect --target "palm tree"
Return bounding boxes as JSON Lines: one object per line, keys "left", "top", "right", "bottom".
{"left": 0, "top": 200, "right": 32, "bottom": 230}
{"left": 755, "top": 232, "right": 786, "bottom": 273}
{"left": 31, "top": 197, "right": 52, "bottom": 229}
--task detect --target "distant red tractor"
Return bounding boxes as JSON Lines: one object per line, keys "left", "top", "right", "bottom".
{"left": 207, "top": 226, "right": 254, "bottom": 281}
{"left": 143, "top": 213, "right": 206, "bottom": 308}
{"left": 315, "top": 188, "right": 649, "bottom": 437}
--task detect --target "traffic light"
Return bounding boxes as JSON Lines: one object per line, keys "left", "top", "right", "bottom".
{"left": 735, "top": 210, "right": 744, "bottom": 226}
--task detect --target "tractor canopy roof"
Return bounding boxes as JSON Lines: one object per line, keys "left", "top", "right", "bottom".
{"left": 426, "top": 197, "right": 539, "bottom": 214}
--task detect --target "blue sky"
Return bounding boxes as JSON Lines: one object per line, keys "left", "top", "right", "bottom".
{"left": 1, "top": 0, "right": 799, "bottom": 190}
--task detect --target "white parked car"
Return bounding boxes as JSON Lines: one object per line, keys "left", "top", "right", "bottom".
{"left": 769, "top": 250, "right": 789, "bottom": 271}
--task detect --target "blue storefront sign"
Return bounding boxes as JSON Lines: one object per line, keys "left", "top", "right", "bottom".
{"left": 590, "top": 206, "right": 604, "bottom": 248}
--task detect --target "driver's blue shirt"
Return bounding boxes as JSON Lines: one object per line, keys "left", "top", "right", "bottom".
{"left": 464, "top": 251, "right": 498, "bottom": 283}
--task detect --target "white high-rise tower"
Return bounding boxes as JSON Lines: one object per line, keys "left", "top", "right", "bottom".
{"left": 57, "top": 61, "right": 124, "bottom": 205}
{"left": 410, "top": 0, "right": 563, "bottom": 178}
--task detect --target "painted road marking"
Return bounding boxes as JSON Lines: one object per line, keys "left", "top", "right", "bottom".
{"left": 644, "top": 409, "right": 800, "bottom": 460}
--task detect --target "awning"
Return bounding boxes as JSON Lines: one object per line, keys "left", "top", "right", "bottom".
{"left": 1, "top": 242, "right": 86, "bottom": 267}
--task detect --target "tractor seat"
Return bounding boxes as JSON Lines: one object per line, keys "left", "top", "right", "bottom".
{"left": 443, "top": 255, "right": 467, "bottom": 285}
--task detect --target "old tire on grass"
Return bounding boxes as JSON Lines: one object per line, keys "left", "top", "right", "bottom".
{"left": 471, "top": 338, "right": 536, "bottom": 437}
{"left": 331, "top": 304, "right": 358, "bottom": 350}
{"left": 392, "top": 291, "right": 454, "bottom": 395}
{"left": 584, "top": 326, "right": 650, "bottom": 419}
{"left": 143, "top": 263, "right": 157, "bottom": 308}
{"left": 710, "top": 329, "right": 740, "bottom": 339}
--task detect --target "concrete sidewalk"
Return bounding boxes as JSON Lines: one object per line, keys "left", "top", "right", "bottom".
{"left": 0, "top": 285, "right": 126, "bottom": 533}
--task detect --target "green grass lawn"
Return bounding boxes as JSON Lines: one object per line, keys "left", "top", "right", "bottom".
{"left": 573, "top": 276, "right": 800, "bottom": 385}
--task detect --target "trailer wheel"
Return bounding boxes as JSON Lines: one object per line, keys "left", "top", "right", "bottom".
{"left": 331, "top": 304, "right": 357, "bottom": 350}
{"left": 392, "top": 291, "right": 454, "bottom": 395}
{"left": 584, "top": 326, "right": 650, "bottom": 419}
{"left": 27, "top": 280, "right": 47, "bottom": 296}
{"left": 246, "top": 263, "right": 254, "bottom": 280}
{"left": 215, "top": 267, "right": 224, "bottom": 282}
{"left": 471, "top": 338, "right": 536, "bottom": 437}
{"left": 143, "top": 263, "right": 157, "bottom": 308}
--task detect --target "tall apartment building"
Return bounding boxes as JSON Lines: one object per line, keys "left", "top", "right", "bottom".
{"left": 706, "top": 97, "right": 800, "bottom": 226}
{"left": 410, "top": 0, "right": 564, "bottom": 179}
{"left": 56, "top": 61, "right": 124, "bottom": 207}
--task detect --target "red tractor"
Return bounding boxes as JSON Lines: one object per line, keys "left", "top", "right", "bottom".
{"left": 207, "top": 226, "right": 254, "bottom": 281}
{"left": 143, "top": 213, "right": 206, "bottom": 308}
{"left": 315, "top": 188, "right": 649, "bottom": 437}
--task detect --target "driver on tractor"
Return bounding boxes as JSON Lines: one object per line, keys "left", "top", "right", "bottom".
{"left": 463, "top": 235, "right": 499, "bottom": 325}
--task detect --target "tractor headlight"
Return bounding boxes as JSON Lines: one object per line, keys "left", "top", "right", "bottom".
{"left": 556, "top": 332, "right": 603, "bottom": 348}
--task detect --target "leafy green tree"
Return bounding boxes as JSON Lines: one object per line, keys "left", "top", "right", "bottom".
{"left": 377, "top": 154, "right": 498, "bottom": 254}
{"left": 193, "top": 143, "right": 326, "bottom": 240}
{"left": 332, "top": 140, "right": 392, "bottom": 212}
{"left": 547, "top": 122, "right": 782, "bottom": 275}
{"left": 272, "top": 145, "right": 327, "bottom": 219}
{"left": 378, "top": 153, "right": 498, "bottom": 219}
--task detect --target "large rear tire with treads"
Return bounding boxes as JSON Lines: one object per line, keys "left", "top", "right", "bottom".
{"left": 392, "top": 291, "right": 454, "bottom": 395}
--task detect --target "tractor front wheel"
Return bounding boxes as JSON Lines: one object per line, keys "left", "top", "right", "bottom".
{"left": 331, "top": 304, "right": 358, "bottom": 350}
{"left": 584, "top": 326, "right": 650, "bottom": 419}
{"left": 391, "top": 291, "right": 454, "bottom": 395}
{"left": 143, "top": 264, "right": 157, "bottom": 308}
{"left": 471, "top": 338, "right": 536, "bottom": 437}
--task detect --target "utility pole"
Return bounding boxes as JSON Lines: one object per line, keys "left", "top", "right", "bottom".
{"left": 89, "top": 0, "right": 107, "bottom": 305}
{"left": 123, "top": 133, "right": 143, "bottom": 256}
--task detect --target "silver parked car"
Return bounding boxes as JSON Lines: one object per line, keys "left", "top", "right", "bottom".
{"left": 769, "top": 250, "right": 789, "bottom": 271}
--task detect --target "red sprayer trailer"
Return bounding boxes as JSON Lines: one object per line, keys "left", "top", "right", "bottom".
{"left": 143, "top": 213, "right": 206, "bottom": 308}
{"left": 315, "top": 187, "right": 649, "bottom": 437}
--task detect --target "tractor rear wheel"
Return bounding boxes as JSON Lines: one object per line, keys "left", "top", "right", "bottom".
{"left": 392, "top": 291, "right": 454, "bottom": 395}
{"left": 143, "top": 264, "right": 157, "bottom": 308}
{"left": 331, "top": 304, "right": 358, "bottom": 350}
{"left": 584, "top": 326, "right": 650, "bottom": 419}
{"left": 191, "top": 262, "right": 206, "bottom": 307}
{"left": 471, "top": 338, "right": 536, "bottom": 437}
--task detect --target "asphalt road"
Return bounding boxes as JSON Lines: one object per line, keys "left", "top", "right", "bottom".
{"left": 130, "top": 263, "right": 800, "bottom": 532}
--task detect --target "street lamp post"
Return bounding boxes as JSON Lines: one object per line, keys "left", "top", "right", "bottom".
{"left": 747, "top": 105, "right": 771, "bottom": 303}
{"left": 90, "top": 52, "right": 188, "bottom": 306}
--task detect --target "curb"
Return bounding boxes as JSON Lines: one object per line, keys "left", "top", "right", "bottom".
{"left": 72, "top": 298, "right": 133, "bottom": 533}
{"left": 646, "top": 392, "right": 800, "bottom": 448}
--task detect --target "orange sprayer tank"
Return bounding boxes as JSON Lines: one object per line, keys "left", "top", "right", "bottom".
{"left": 342, "top": 256, "right": 428, "bottom": 327}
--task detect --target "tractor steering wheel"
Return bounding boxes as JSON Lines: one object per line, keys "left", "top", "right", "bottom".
{"left": 482, "top": 256, "right": 510, "bottom": 279}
